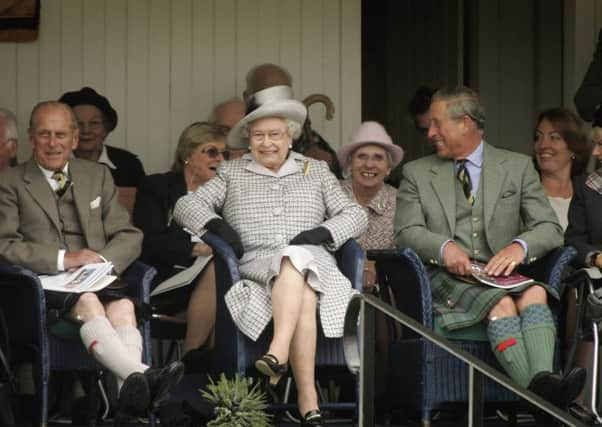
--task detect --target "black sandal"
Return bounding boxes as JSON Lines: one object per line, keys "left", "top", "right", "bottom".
{"left": 301, "top": 409, "right": 323, "bottom": 426}
{"left": 255, "top": 354, "right": 288, "bottom": 385}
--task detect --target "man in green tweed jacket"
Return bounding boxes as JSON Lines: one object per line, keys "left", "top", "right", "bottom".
{"left": 395, "top": 86, "right": 584, "bottom": 409}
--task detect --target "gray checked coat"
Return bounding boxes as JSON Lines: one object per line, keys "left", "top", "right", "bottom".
{"left": 174, "top": 152, "right": 368, "bottom": 340}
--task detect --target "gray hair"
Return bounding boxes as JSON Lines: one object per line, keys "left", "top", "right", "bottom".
{"left": 0, "top": 108, "right": 18, "bottom": 141}
{"left": 432, "top": 86, "right": 485, "bottom": 133}
{"left": 242, "top": 118, "right": 302, "bottom": 140}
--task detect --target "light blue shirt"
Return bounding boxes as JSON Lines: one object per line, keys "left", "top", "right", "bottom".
{"left": 439, "top": 141, "right": 528, "bottom": 265}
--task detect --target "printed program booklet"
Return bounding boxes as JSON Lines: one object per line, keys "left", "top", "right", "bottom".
{"left": 150, "top": 255, "right": 213, "bottom": 297}
{"left": 39, "top": 262, "right": 116, "bottom": 293}
{"left": 469, "top": 262, "right": 534, "bottom": 289}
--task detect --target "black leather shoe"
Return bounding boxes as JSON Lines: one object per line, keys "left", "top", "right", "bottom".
{"left": 119, "top": 372, "right": 150, "bottom": 417}
{"left": 301, "top": 409, "right": 323, "bottom": 426}
{"left": 528, "top": 371, "right": 564, "bottom": 406}
{"left": 255, "top": 354, "right": 288, "bottom": 386}
{"left": 560, "top": 367, "right": 586, "bottom": 408}
{"left": 144, "top": 361, "right": 185, "bottom": 407}
{"left": 181, "top": 345, "right": 213, "bottom": 374}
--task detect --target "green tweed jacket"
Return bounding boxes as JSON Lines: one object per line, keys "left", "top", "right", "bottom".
{"left": 394, "top": 142, "right": 564, "bottom": 331}
{"left": 395, "top": 142, "right": 563, "bottom": 266}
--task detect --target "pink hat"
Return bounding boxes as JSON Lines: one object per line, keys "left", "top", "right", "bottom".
{"left": 337, "top": 121, "right": 404, "bottom": 168}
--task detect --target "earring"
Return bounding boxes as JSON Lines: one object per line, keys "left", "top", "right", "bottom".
{"left": 184, "top": 160, "right": 189, "bottom": 165}
{"left": 288, "top": 144, "right": 293, "bottom": 149}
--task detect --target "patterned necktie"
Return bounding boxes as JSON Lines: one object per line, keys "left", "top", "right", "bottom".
{"left": 456, "top": 159, "right": 475, "bottom": 205}
{"left": 52, "top": 171, "right": 68, "bottom": 197}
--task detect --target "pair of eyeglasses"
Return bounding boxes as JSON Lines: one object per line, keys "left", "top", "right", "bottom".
{"left": 200, "top": 147, "right": 230, "bottom": 159}
{"left": 353, "top": 152, "right": 388, "bottom": 163}
{"left": 249, "top": 129, "right": 287, "bottom": 142}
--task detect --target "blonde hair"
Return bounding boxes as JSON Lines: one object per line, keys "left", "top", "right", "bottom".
{"left": 172, "top": 121, "right": 229, "bottom": 173}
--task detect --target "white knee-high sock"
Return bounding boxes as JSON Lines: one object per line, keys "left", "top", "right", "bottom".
{"left": 79, "top": 316, "right": 147, "bottom": 382}
{"left": 115, "top": 325, "right": 147, "bottom": 390}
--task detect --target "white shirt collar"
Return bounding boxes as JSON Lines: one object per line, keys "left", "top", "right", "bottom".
{"left": 37, "top": 162, "right": 69, "bottom": 191}
{"left": 97, "top": 144, "right": 117, "bottom": 169}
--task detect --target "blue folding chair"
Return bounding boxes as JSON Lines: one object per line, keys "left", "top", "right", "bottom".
{"left": 0, "top": 260, "right": 155, "bottom": 427}
{"left": 367, "top": 245, "right": 576, "bottom": 426}
{"left": 202, "top": 231, "right": 364, "bottom": 418}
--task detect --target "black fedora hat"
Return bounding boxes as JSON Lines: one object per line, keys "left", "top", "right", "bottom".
{"left": 59, "top": 86, "right": 118, "bottom": 132}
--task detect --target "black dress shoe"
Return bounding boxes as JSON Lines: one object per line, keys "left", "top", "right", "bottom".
{"left": 181, "top": 345, "right": 213, "bottom": 374}
{"left": 528, "top": 371, "right": 564, "bottom": 406}
{"left": 301, "top": 409, "right": 323, "bottom": 426}
{"left": 119, "top": 372, "right": 151, "bottom": 417}
{"left": 560, "top": 367, "right": 586, "bottom": 408}
{"left": 144, "top": 361, "right": 185, "bottom": 407}
{"left": 255, "top": 354, "right": 288, "bottom": 386}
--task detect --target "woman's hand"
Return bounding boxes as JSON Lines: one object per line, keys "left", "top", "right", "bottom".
{"left": 205, "top": 218, "right": 244, "bottom": 258}
{"left": 192, "top": 243, "right": 213, "bottom": 257}
{"left": 363, "top": 260, "right": 378, "bottom": 292}
{"left": 289, "top": 227, "right": 332, "bottom": 246}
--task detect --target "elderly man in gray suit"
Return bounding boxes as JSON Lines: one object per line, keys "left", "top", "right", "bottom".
{"left": 0, "top": 101, "right": 182, "bottom": 418}
{"left": 395, "top": 86, "right": 584, "bottom": 409}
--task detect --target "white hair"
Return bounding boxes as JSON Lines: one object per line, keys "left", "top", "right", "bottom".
{"left": 0, "top": 108, "right": 18, "bottom": 141}
{"left": 241, "top": 118, "right": 302, "bottom": 140}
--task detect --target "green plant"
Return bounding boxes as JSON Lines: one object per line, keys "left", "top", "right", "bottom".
{"left": 201, "top": 374, "right": 271, "bottom": 427}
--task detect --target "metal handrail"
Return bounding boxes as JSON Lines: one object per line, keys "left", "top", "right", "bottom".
{"left": 343, "top": 293, "right": 588, "bottom": 427}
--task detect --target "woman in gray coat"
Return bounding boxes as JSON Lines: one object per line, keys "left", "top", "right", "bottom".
{"left": 174, "top": 95, "right": 367, "bottom": 426}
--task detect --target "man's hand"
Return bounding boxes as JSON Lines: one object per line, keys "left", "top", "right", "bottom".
{"left": 485, "top": 242, "right": 525, "bottom": 276}
{"left": 64, "top": 249, "right": 103, "bottom": 271}
{"left": 442, "top": 241, "right": 472, "bottom": 276}
{"left": 192, "top": 242, "right": 213, "bottom": 257}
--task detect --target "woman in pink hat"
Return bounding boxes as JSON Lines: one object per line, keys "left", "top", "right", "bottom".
{"left": 337, "top": 121, "right": 403, "bottom": 255}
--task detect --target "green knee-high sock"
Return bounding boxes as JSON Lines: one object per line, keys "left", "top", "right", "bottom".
{"left": 487, "top": 316, "right": 531, "bottom": 387}
{"left": 521, "top": 303, "right": 556, "bottom": 378}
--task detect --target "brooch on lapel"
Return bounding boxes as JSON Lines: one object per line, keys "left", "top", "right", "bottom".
{"left": 303, "top": 161, "right": 311, "bottom": 176}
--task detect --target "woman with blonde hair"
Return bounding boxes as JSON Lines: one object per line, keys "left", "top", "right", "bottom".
{"left": 133, "top": 121, "right": 229, "bottom": 371}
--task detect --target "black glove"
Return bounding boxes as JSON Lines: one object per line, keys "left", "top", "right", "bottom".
{"left": 205, "top": 218, "right": 244, "bottom": 258}
{"left": 289, "top": 227, "right": 332, "bottom": 246}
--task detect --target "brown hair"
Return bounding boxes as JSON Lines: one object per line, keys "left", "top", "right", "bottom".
{"left": 534, "top": 108, "right": 590, "bottom": 177}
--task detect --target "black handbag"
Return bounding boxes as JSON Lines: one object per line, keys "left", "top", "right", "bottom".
{"left": 0, "top": 307, "right": 16, "bottom": 426}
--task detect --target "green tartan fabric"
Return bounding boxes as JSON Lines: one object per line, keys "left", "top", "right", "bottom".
{"left": 430, "top": 269, "right": 560, "bottom": 331}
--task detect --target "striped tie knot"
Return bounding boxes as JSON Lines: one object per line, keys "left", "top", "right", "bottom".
{"left": 456, "top": 159, "right": 475, "bottom": 205}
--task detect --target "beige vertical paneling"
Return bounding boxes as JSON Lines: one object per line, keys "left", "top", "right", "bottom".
{"left": 192, "top": 0, "right": 215, "bottom": 119}
{"left": 16, "top": 31, "right": 39, "bottom": 162}
{"left": 60, "top": 0, "right": 84, "bottom": 90}
{"left": 0, "top": 44, "right": 17, "bottom": 111}
{"left": 5, "top": 0, "right": 361, "bottom": 173}
{"left": 321, "top": 0, "right": 341, "bottom": 145}
{"left": 38, "top": 2, "right": 62, "bottom": 102}
{"left": 170, "top": 0, "right": 194, "bottom": 157}
{"left": 148, "top": 0, "right": 171, "bottom": 172}
{"left": 235, "top": 0, "right": 259, "bottom": 98}
{"left": 301, "top": 0, "right": 325, "bottom": 132}
{"left": 214, "top": 0, "right": 237, "bottom": 101}
{"left": 340, "top": 0, "right": 361, "bottom": 149}
{"left": 104, "top": 0, "right": 128, "bottom": 148}
{"left": 125, "top": 0, "right": 149, "bottom": 160}
{"left": 82, "top": 0, "right": 106, "bottom": 91}
{"left": 278, "top": 0, "right": 302, "bottom": 97}
{"left": 257, "top": 0, "right": 280, "bottom": 63}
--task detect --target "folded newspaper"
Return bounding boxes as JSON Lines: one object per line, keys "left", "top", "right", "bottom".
{"left": 469, "top": 262, "right": 534, "bottom": 289}
{"left": 150, "top": 255, "right": 213, "bottom": 297}
{"left": 39, "top": 262, "right": 116, "bottom": 293}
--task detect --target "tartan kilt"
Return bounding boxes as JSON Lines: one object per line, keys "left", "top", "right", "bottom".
{"left": 430, "top": 269, "right": 560, "bottom": 331}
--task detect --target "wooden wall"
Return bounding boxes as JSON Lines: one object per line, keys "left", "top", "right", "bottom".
{"left": 0, "top": 0, "right": 361, "bottom": 174}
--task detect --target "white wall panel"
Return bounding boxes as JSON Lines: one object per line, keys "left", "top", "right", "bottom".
{"left": 2, "top": 0, "right": 361, "bottom": 173}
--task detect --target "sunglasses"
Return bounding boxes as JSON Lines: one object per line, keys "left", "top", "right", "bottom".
{"left": 200, "top": 147, "right": 230, "bottom": 160}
